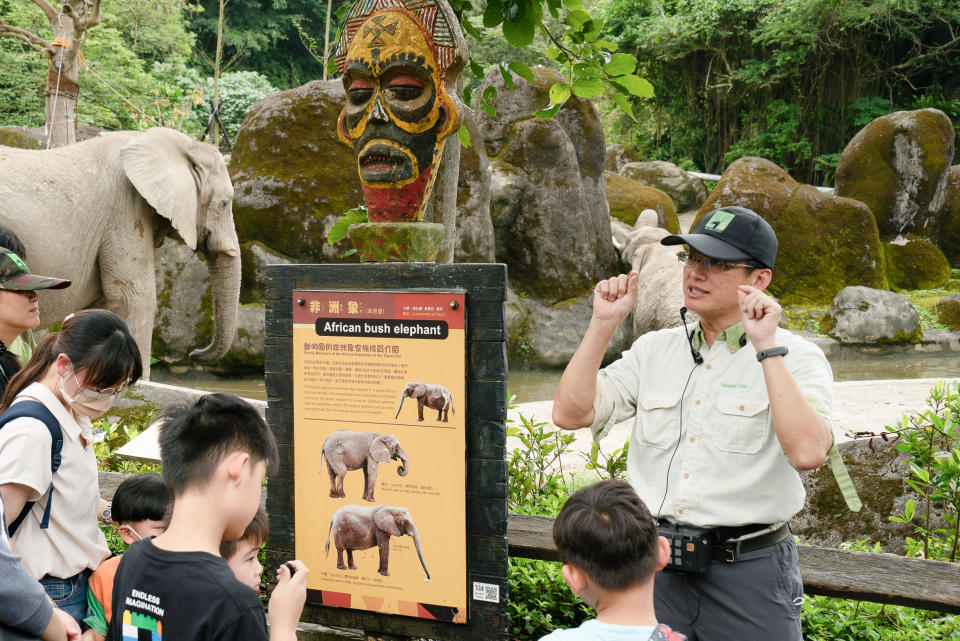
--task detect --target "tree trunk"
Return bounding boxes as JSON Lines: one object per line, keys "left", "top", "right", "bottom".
{"left": 44, "top": 17, "right": 81, "bottom": 147}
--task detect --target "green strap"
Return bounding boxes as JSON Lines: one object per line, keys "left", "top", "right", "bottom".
{"left": 828, "top": 444, "right": 861, "bottom": 512}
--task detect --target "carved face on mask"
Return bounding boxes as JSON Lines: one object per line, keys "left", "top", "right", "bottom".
{"left": 337, "top": 9, "right": 460, "bottom": 222}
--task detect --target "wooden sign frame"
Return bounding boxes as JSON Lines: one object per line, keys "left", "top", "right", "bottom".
{"left": 265, "top": 263, "right": 508, "bottom": 641}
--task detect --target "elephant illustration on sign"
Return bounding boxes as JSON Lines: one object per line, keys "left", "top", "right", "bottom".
{"left": 321, "top": 430, "right": 409, "bottom": 502}
{"left": 324, "top": 504, "right": 430, "bottom": 581}
{"left": 0, "top": 127, "right": 239, "bottom": 378}
{"left": 395, "top": 382, "right": 455, "bottom": 422}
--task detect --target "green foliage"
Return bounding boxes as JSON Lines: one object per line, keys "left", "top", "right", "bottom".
{"left": 326, "top": 205, "right": 368, "bottom": 246}
{"left": 605, "top": 0, "right": 960, "bottom": 181}
{"left": 189, "top": 70, "right": 278, "bottom": 136}
{"left": 580, "top": 440, "right": 628, "bottom": 481}
{"left": 507, "top": 404, "right": 575, "bottom": 513}
{"left": 723, "top": 99, "right": 811, "bottom": 168}
{"left": 93, "top": 416, "right": 161, "bottom": 474}
{"left": 885, "top": 380, "right": 960, "bottom": 561}
{"left": 508, "top": 557, "right": 593, "bottom": 639}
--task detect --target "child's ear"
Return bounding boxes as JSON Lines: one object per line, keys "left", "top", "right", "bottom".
{"left": 655, "top": 535, "right": 671, "bottom": 572}
{"left": 118, "top": 524, "right": 138, "bottom": 546}
{"left": 561, "top": 563, "right": 587, "bottom": 596}
{"left": 224, "top": 451, "right": 251, "bottom": 485}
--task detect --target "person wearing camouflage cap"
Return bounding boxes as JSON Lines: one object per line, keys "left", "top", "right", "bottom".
{"left": 0, "top": 246, "right": 71, "bottom": 395}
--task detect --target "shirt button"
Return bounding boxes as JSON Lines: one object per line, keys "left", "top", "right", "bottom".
{"left": 695, "top": 400, "right": 701, "bottom": 405}
{"left": 683, "top": 473, "right": 690, "bottom": 479}
{"left": 739, "top": 405, "right": 745, "bottom": 411}
{"left": 677, "top": 508, "right": 684, "bottom": 514}
{"left": 689, "top": 436, "right": 696, "bottom": 443}
{"left": 705, "top": 364, "right": 712, "bottom": 370}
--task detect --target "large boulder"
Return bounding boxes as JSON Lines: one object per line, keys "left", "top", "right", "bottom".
{"left": 696, "top": 157, "right": 886, "bottom": 304}
{"left": 605, "top": 144, "right": 639, "bottom": 172}
{"left": 506, "top": 288, "right": 633, "bottom": 367}
{"left": 455, "top": 108, "right": 495, "bottom": 262}
{"left": 882, "top": 235, "right": 951, "bottom": 290}
{"left": 836, "top": 108, "right": 955, "bottom": 237}
{"left": 937, "top": 165, "right": 960, "bottom": 266}
{"left": 481, "top": 67, "right": 617, "bottom": 298}
{"left": 604, "top": 171, "right": 679, "bottom": 232}
{"left": 240, "top": 241, "right": 293, "bottom": 304}
{"left": 620, "top": 211, "right": 687, "bottom": 338}
{"left": 819, "top": 286, "right": 921, "bottom": 344}
{"left": 0, "top": 126, "right": 43, "bottom": 149}
{"left": 230, "top": 80, "right": 362, "bottom": 263}
{"left": 620, "top": 161, "right": 707, "bottom": 212}
{"left": 934, "top": 293, "right": 960, "bottom": 329}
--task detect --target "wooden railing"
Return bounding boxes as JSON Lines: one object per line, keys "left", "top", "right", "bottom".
{"left": 508, "top": 513, "right": 960, "bottom": 614}
{"left": 98, "top": 473, "right": 960, "bottom": 615}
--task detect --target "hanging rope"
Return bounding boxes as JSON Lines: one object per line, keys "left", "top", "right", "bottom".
{"left": 80, "top": 61, "right": 163, "bottom": 127}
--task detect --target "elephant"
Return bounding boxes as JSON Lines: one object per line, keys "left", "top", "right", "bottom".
{"left": 324, "top": 504, "right": 430, "bottom": 581}
{"left": 321, "top": 430, "right": 409, "bottom": 502}
{"left": 395, "top": 382, "right": 455, "bottom": 422}
{"left": 0, "top": 127, "right": 239, "bottom": 378}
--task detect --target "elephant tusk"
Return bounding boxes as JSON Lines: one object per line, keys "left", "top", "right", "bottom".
{"left": 224, "top": 248, "right": 239, "bottom": 257}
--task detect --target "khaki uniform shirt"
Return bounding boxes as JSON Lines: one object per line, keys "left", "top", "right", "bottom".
{"left": 590, "top": 323, "right": 835, "bottom": 528}
{"left": 0, "top": 382, "right": 109, "bottom": 579}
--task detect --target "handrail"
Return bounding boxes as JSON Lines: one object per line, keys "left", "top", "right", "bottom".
{"left": 507, "top": 513, "right": 960, "bottom": 614}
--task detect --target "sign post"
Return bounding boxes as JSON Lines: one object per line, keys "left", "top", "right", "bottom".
{"left": 265, "top": 263, "right": 508, "bottom": 640}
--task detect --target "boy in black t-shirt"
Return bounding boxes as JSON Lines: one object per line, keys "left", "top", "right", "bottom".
{"left": 107, "top": 394, "right": 307, "bottom": 641}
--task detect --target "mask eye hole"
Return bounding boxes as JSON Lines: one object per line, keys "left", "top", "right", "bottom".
{"left": 383, "top": 74, "right": 425, "bottom": 102}
{"left": 347, "top": 77, "right": 375, "bottom": 106}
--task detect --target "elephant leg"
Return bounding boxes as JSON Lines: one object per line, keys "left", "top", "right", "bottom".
{"left": 417, "top": 397, "right": 425, "bottom": 422}
{"left": 326, "top": 462, "right": 339, "bottom": 498}
{"left": 347, "top": 549, "right": 357, "bottom": 571}
{"left": 442, "top": 407, "right": 448, "bottom": 422}
{"left": 99, "top": 214, "right": 157, "bottom": 379}
{"left": 336, "top": 547, "right": 346, "bottom": 570}
{"left": 336, "top": 474, "right": 346, "bottom": 498}
{"left": 362, "top": 459, "right": 377, "bottom": 502}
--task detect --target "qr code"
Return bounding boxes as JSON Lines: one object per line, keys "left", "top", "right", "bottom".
{"left": 472, "top": 582, "right": 500, "bottom": 603}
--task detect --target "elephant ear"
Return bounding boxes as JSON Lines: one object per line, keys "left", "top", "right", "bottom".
{"left": 120, "top": 127, "right": 201, "bottom": 250}
{"left": 370, "top": 436, "right": 393, "bottom": 463}
{"left": 375, "top": 508, "right": 403, "bottom": 537}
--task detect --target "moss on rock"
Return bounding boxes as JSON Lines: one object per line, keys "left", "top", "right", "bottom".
{"left": 0, "top": 127, "right": 43, "bottom": 149}
{"left": 230, "top": 80, "right": 362, "bottom": 263}
{"left": 604, "top": 171, "right": 679, "bottom": 231}
{"left": 934, "top": 293, "right": 960, "bottom": 329}
{"left": 695, "top": 157, "right": 887, "bottom": 304}
{"left": 937, "top": 165, "right": 960, "bottom": 266}
{"left": 882, "top": 236, "right": 951, "bottom": 290}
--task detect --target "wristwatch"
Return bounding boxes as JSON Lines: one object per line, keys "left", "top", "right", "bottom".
{"left": 756, "top": 346, "right": 789, "bottom": 362}
{"left": 100, "top": 502, "right": 112, "bottom": 523}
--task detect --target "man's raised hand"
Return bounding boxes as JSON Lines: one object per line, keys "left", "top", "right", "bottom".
{"left": 592, "top": 272, "right": 639, "bottom": 325}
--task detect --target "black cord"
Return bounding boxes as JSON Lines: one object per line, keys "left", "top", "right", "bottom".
{"left": 654, "top": 361, "right": 700, "bottom": 520}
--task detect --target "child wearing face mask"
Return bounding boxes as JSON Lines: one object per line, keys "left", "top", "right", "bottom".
{"left": 81, "top": 474, "right": 170, "bottom": 641}
{"left": 0, "top": 309, "right": 142, "bottom": 626}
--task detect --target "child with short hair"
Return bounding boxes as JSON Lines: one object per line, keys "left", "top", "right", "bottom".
{"left": 541, "top": 480, "right": 684, "bottom": 641}
{"left": 106, "top": 393, "right": 307, "bottom": 641}
{"left": 221, "top": 507, "right": 269, "bottom": 593}
{"left": 82, "top": 473, "right": 170, "bottom": 641}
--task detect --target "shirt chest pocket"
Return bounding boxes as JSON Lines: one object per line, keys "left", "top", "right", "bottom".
{"left": 710, "top": 394, "right": 770, "bottom": 454}
{"left": 636, "top": 392, "right": 683, "bottom": 449}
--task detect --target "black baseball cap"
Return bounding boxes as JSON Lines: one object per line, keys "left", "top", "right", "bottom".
{"left": 0, "top": 247, "right": 71, "bottom": 290}
{"left": 661, "top": 206, "right": 778, "bottom": 269}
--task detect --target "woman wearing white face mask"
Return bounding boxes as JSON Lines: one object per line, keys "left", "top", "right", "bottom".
{"left": 0, "top": 309, "right": 142, "bottom": 626}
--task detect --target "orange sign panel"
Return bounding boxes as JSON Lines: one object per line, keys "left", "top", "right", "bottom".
{"left": 293, "top": 290, "right": 466, "bottom": 623}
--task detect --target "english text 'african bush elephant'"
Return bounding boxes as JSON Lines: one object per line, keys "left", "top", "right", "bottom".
{"left": 395, "top": 382, "right": 455, "bottom": 422}
{"left": 324, "top": 504, "right": 430, "bottom": 581}
{"left": 321, "top": 430, "right": 409, "bottom": 502}
{"left": 0, "top": 127, "right": 240, "bottom": 378}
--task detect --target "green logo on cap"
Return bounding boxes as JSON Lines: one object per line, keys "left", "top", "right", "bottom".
{"left": 7, "top": 253, "right": 27, "bottom": 272}
{"left": 705, "top": 210, "right": 735, "bottom": 232}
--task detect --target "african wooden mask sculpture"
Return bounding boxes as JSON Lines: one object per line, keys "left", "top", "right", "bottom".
{"left": 334, "top": 0, "right": 467, "bottom": 261}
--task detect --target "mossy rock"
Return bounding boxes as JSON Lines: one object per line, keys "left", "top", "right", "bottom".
{"left": 0, "top": 127, "right": 43, "bottom": 149}
{"left": 695, "top": 157, "right": 887, "bottom": 304}
{"left": 454, "top": 107, "right": 495, "bottom": 262}
{"left": 475, "top": 66, "right": 560, "bottom": 158}
{"left": 934, "top": 293, "right": 960, "bottom": 329}
{"left": 836, "top": 108, "right": 954, "bottom": 237}
{"left": 819, "top": 286, "right": 921, "bottom": 344}
{"left": 230, "top": 80, "right": 362, "bottom": 264}
{"left": 605, "top": 144, "right": 639, "bottom": 172}
{"left": 936, "top": 165, "right": 960, "bottom": 266}
{"left": 882, "top": 235, "right": 951, "bottom": 290}
{"left": 620, "top": 161, "right": 707, "bottom": 212}
{"left": 240, "top": 240, "right": 293, "bottom": 304}
{"left": 604, "top": 171, "right": 679, "bottom": 232}
{"left": 206, "top": 303, "right": 265, "bottom": 375}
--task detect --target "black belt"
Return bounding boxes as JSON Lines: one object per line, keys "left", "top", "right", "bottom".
{"left": 711, "top": 523, "right": 791, "bottom": 562}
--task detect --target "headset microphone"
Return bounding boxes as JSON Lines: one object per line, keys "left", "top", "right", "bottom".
{"left": 679, "top": 307, "right": 703, "bottom": 365}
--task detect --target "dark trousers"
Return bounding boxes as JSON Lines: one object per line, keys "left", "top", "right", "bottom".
{"left": 654, "top": 538, "right": 803, "bottom": 641}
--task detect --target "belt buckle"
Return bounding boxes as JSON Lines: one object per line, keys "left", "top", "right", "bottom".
{"left": 720, "top": 541, "right": 738, "bottom": 563}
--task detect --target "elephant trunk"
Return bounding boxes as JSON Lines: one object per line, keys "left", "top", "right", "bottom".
{"left": 395, "top": 392, "right": 407, "bottom": 419}
{"left": 410, "top": 526, "right": 430, "bottom": 581}
{"left": 396, "top": 446, "right": 409, "bottom": 477}
{"left": 190, "top": 249, "right": 241, "bottom": 363}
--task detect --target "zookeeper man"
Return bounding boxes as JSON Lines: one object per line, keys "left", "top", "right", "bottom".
{"left": 552, "top": 206, "right": 859, "bottom": 641}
